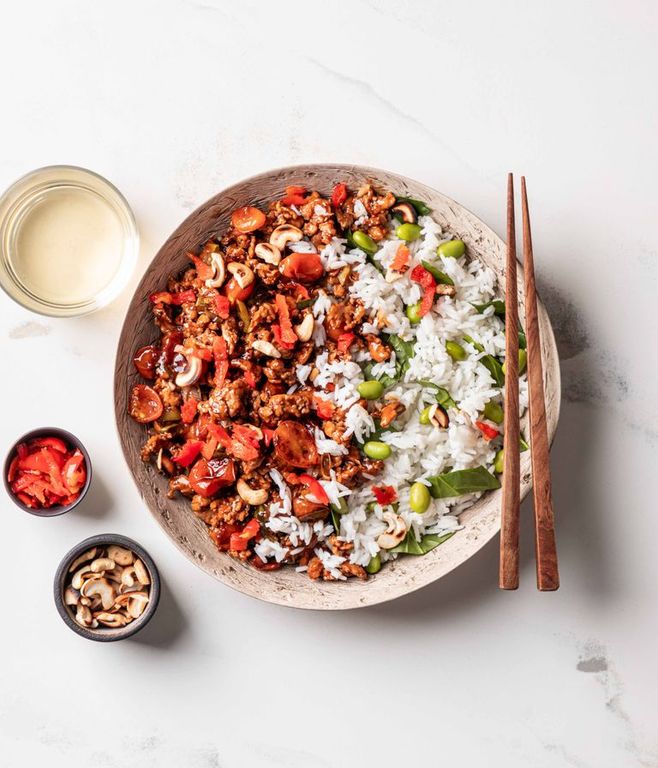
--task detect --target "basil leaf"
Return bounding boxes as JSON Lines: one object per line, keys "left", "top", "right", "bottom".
{"left": 462, "top": 334, "right": 484, "bottom": 353}
{"left": 391, "top": 530, "right": 455, "bottom": 555}
{"left": 480, "top": 354, "right": 505, "bottom": 387}
{"left": 420, "top": 260, "right": 454, "bottom": 285}
{"left": 330, "top": 506, "right": 341, "bottom": 532}
{"left": 395, "top": 196, "right": 431, "bottom": 216}
{"left": 473, "top": 299, "right": 506, "bottom": 317}
{"left": 419, "top": 380, "right": 457, "bottom": 409}
{"left": 366, "top": 252, "right": 385, "bottom": 274}
{"left": 362, "top": 362, "right": 398, "bottom": 389}
{"left": 518, "top": 329, "right": 527, "bottom": 350}
{"left": 296, "top": 298, "right": 315, "bottom": 309}
{"left": 384, "top": 333, "right": 415, "bottom": 366}
{"left": 427, "top": 466, "right": 501, "bottom": 499}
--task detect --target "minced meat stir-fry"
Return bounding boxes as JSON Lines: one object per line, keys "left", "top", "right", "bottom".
{"left": 129, "top": 182, "right": 404, "bottom": 580}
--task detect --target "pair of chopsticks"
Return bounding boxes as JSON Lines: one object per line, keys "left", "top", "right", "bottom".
{"left": 499, "top": 174, "right": 559, "bottom": 591}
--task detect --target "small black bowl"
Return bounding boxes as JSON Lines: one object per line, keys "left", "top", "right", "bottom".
{"left": 3, "top": 427, "right": 92, "bottom": 517}
{"left": 54, "top": 534, "right": 161, "bottom": 642}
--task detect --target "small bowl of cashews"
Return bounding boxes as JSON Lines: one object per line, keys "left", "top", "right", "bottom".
{"left": 53, "top": 533, "right": 160, "bottom": 641}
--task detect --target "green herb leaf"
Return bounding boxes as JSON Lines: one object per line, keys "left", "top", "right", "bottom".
{"left": 390, "top": 530, "right": 455, "bottom": 555}
{"left": 362, "top": 362, "right": 398, "bottom": 389}
{"left": 395, "top": 196, "right": 431, "bottom": 216}
{"left": 426, "top": 466, "right": 501, "bottom": 499}
{"left": 330, "top": 506, "right": 341, "bottom": 532}
{"left": 518, "top": 329, "right": 527, "bottom": 350}
{"left": 382, "top": 333, "right": 416, "bottom": 378}
{"left": 473, "top": 299, "right": 506, "bottom": 317}
{"left": 420, "top": 260, "right": 454, "bottom": 285}
{"left": 480, "top": 354, "right": 505, "bottom": 387}
{"left": 520, "top": 434, "right": 529, "bottom": 452}
{"left": 462, "top": 334, "right": 485, "bottom": 353}
{"left": 419, "top": 380, "right": 457, "bottom": 409}
{"left": 296, "top": 298, "right": 315, "bottom": 310}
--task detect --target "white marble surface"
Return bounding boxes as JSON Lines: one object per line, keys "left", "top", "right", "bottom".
{"left": 1, "top": 1, "right": 657, "bottom": 766}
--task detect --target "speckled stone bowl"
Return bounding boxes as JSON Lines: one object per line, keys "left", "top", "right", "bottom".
{"left": 113, "top": 164, "right": 561, "bottom": 610}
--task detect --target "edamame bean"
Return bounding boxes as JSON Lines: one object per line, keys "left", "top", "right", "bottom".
{"left": 437, "top": 239, "right": 465, "bottom": 259}
{"left": 483, "top": 401, "right": 504, "bottom": 424}
{"left": 419, "top": 406, "right": 432, "bottom": 424}
{"left": 446, "top": 340, "right": 467, "bottom": 361}
{"left": 396, "top": 223, "right": 422, "bottom": 241}
{"left": 406, "top": 302, "right": 422, "bottom": 324}
{"left": 352, "top": 230, "right": 378, "bottom": 254}
{"left": 409, "top": 481, "right": 431, "bottom": 514}
{"left": 366, "top": 553, "right": 382, "bottom": 574}
{"left": 502, "top": 349, "right": 527, "bottom": 375}
{"left": 494, "top": 448, "right": 504, "bottom": 474}
{"left": 363, "top": 441, "right": 391, "bottom": 460}
{"left": 357, "top": 380, "right": 384, "bottom": 400}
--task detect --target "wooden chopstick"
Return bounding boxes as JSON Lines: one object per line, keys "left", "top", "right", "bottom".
{"left": 521, "top": 177, "right": 559, "bottom": 591}
{"left": 499, "top": 173, "right": 520, "bottom": 590}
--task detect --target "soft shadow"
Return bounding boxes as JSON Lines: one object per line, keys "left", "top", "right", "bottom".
{"left": 131, "top": 574, "right": 188, "bottom": 649}
{"left": 362, "top": 278, "right": 608, "bottom": 623}
{"left": 75, "top": 472, "right": 113, "bottom": 520}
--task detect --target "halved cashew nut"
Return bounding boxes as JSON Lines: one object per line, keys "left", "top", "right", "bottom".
{"left": 236, "top": 478, "right": 268, "bottom": 506}
{"left": 68, "top": 547, "right": 97, "bottom": 573}
{"left": 107, "top": 545, "right": 134, "bottom": 567}
{"left": 96, "top": 612, "right": 129, "bottom": 628}
{"left": 428, "top": 403, "right": 449, "bottom": 428}
{"left": 205, "top": 252, "right": 226, "bottom": 288}
{"left": 127, "top": 592, "right": 150, "bottom": 619}
{"left": 255, "top": 242, "right": 281, "bottom": 265}
{"left": 121, "top": 566, "right": 137, "bottom": 588}
{"left": 71, "top": 566, "right": 95, "bottom": 590}
{"left": 269, "top": 224, "right": 303, "bottom": 251}
{"left": 64, "top": 587, "right": 80, "bottom": 606}
{"left": 133, "top": 559, "right": 150, "bottom": 586}
{"left": 90, "top": 557, "right": 115, "bottom": 573}
{"left": 174, "top": 349, "right": 203, "bottom": 388}
{"left": 226, "top": 262, "right": 254, "bottom": 289}
{"left": 376, "top": 512, "right": 407, "bottom": 550}
{"left": 294, "top": 314, "right": 314, "bottom": 342}
{"left": 76, "top": 604, "right": 93, "bottom": 627}
{"left": 251, "top": 340, "right": 281, "bottom": 358}
{"left": 81, "top": 578, "right": 116, "bottom": 611}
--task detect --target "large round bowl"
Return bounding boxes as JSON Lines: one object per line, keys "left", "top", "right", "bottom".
{"left": 114, "top": 164, "right": 560, "bottom": 609}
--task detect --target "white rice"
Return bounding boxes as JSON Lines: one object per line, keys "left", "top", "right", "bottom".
{"left": 260, "top": 211, "right": 527, "bottom": 569}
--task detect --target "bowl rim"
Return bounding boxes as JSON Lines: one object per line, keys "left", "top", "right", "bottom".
{"left": 114, "top": 162, "right": 561, "bottom": 610}
{"left": 53, "top": 533, "right": 161, "bottom": 642}
{"left": 3, "top": 426, "right": 93, "bottom": 517}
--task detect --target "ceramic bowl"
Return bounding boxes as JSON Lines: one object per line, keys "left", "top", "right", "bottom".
{"left": 113, "top": 164, "right": 561, "bottom": 609}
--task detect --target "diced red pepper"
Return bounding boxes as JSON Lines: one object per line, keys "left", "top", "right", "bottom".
{"left": 296, "top": 474, "right": 329, "bottom": 505}
{"left": 275, "top": 294, "right": 298, "bottom": 345}
{"left": 232, "top": 424, "right": 261, "bottom": 448}
{"left": 410, "top": 264, "right": 436, "bottom": 318}
{"left": 281, "top": 185, "right": 308, "bottom": 206}
{"left": 16, "top": 442, "right": 28, "bottom": 460}
{"left": 62, "top": 449, "right": 86, "bottom": 494}
{"left": 181, "top": 397, "right": 198, "bottom": 424}
{"left": 272, "top": 324, "right": 296, "bottom": 351}
{"left": 314, "top": 396, "right": 334, "bottom": 420}
{"left": 390, "top": 244, "right": 410, "bottom": 272}
{"left": 16, "top": 491, "right": 39, "bottom": 509}
{"left": 262, "top": 428, "right": 275, "bottom": 447}
{"left": 201, "top": 436, "right": 218, "bottom": 460}
{"left": 209, "top": 522, "right": 240, "bottom": 550}
{"left": 173, "top": 440, "right": 204, "bottom": 467}
{"left": 190, "top": 254, "right": 214, "bottom": 282}
{"left": 336, "top": 332, "right": 356, "bottom": 354}
{"left": 244, "top": 370, "right": 256, "bottom": 389}
{"left": 228, "top": 437, "right": 259, "bottom": 462}
{"left": 331, "top": 182, "right": 348, "bottom": 208}
{"left": 214, "top": 294, "right": 231, "bottom": 319}
{"left": 7, "top": 456, "right": 20, "bottom": 483}
{"left": 30, "top": 436, "right": 68, "bottom": 454}
{"left": 372, "top": 485, "right": 398, "bottom": 505}
{"left": 208, "top": 423, "right": 233, "bottom": 451}
{"left": 149, "top": 289, "right": 196, "bottom": 305}
{"left": 191, "top": 346, "right": 213, "bottom": 362}
{"left": 212, "top": 336, "right": 229, "bottom": 388}
{"left": 474, "top": 420, "right": 500, "bottom": 441}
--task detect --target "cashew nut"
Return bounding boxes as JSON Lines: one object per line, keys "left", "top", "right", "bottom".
{"left": 294, "top": 314, "right": 314, "bottom": 342}
{"left": 81, "top": 578, "right": 116, "bottom": 611}
{"left": 90, "top": 557, "right": 115, "bottom": 573}
{"left": 376, "top": 512, "right": 407, "bottom": 550}
{"left": 226, "top": 262, "right": 254, "bottom": 289}
{"left": 205, "top": 252, "right": 226, "bottom": 288}
{"left": 133, "top": 559, "right": 150, "bottom": 586}
{"left": 251, "top": 340, "right": 281, "bottom": 358}
{"left": 64, "top": 587, "right": 80, "bottom": 606}
{"left": 107, "top": 545, "right": 134, "bottom": 567}
{"left": 76, "top": 604, "right": 93, "bottom": 627}
{"left": 428, "top": 403, "right": 449, "bottom": 429}
{"left": 95, "top": 612, "right": 129, "bottom": 628}
{"left": 254, "top": 242, "right": 282, "bottom": 265}
{"left": 71, "top": 565, "right": 95, "bottom": 590}
{"left": 269, "top": 224, "right": 303, "bottom": 251}
{"left": 174, "top": 350, "right": 203, "bottom": 388}
{"left": 127, "top": 592, "right": 150, "bottom": 619}
{"left": 68, "top": 547, "right": 97, "bottom": 573}
{"left": 236, "top": 478, "right": 268, "bottom": 506}
{"left": 121, "top": 566, "right": 137, "bottom": 588}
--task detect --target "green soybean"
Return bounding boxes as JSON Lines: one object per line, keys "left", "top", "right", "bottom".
{"left": 366, "top": 554, "right": 382, "bottom": 574}
{"left": 483, "top": 401, "right": 504, "bottom": 424}
{"left": 357, "top": 380, "right": 384, "bottom": 400}
{"left": 363, "top": 441, "right": 391, "bottom": 460}
{"left": 502, "top": 349, "right": 528, "bottom": 376}
{"left": 437, "top": 239, "right": 466, "bottom": 259}
{"left": 409, "top": 482, "right": 431, "bottom": 514}
{"left": 419, "top": 406, "right": 432, "bottom": 425}
{"left": 396, "top": 223, "right": 422, "bottom": 241}
{"left": 446, "top": 340, "right": 467, "bottom": 361}
{"left": 352, "top": 230, "right": 378, "bottom": 255}
{"left": 494, "top": 448, "right": 505, "bottom": 474}
{"left": 406, "top": 302, "right": 422, "bottom": 324}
